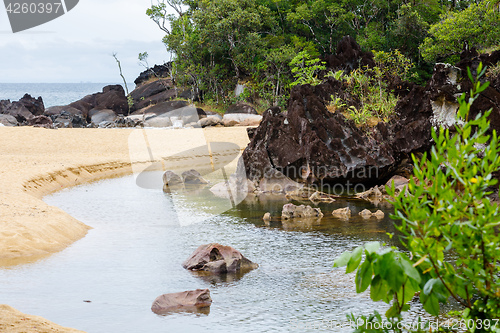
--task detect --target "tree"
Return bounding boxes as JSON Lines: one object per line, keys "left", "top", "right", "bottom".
{"left": 420, "top": 1, "right": 500, "bottom": 62}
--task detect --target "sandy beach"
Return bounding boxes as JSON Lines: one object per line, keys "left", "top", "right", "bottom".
{"left": 0, "top": 126, "right": 250, "bottom": 332}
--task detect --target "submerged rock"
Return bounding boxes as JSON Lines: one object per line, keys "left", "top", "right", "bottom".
{"left": 182, "top": 169, "right": 208, "bottom": 185}
{"left": 281, "top": 203, "right": 323, "bottom": 219}
{"left": 162, "top": 171, "right": 183, "bottom": 186}
{"left": 332, "top": 207, "right": 351, "bottom": 219}
{"left": 151, "top": 289, "right": 212, "bottom": 314}
{"left": 182, "top": 243, "right": 258, "bottom": 275}
{"left": 359, "top": 209, "right": 385, "bottom": 219}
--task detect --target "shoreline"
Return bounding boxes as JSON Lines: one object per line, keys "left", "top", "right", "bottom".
{"left": 0, "top": 126, "right": 250, "bottom": 332}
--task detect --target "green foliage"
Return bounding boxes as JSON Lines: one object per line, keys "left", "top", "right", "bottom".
{"left": 289, "top": 50, "right": 326, "bottom": 87}
{"left": 334, "top": 65, "right": 500, "bottom": 331}
{"left": 373, "top": 49, "right": 417, "bottom": 82}
{"left": 420, "top": 1, "right": 500, "bottom": 62}
{"left": 331, "top": 68, "right": 398, "bottom": 126}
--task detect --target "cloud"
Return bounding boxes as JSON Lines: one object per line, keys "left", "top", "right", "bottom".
{"left": 0, "top": 0, "right": 172, "bottom": 83}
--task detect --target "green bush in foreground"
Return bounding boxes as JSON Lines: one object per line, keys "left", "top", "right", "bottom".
{"left": 334, "top": 63, "right": 500, "bottom": 332}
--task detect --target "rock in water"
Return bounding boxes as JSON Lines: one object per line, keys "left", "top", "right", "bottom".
{"left": 151, "top": 289, "right": 212, "bottom": 314}
{"left": 182, "top": 243, "right": 258, "bottom": 275}
{"left": 162, "top": 171, "right": 183, "bottom": 186}
{"left": 181, "top": 169, "right": 208, "bottom": 185}
{"left": 359, "top": 209, "right": 385, "bottom": 219}
{"left": 281, "top": 203, "right": 323, "bottom": 219}
{"left": 332, "top": 207, "right": 351, "bottom": 219}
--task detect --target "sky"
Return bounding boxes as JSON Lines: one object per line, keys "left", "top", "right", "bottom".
{"left": 0, "top": 0, "right": 171, "bottom": 83}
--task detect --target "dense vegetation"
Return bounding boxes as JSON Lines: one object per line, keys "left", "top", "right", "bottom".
{"left": 146, "top": 0, "right": 499, "bottom": 110}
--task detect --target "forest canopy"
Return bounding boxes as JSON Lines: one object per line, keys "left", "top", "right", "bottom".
{"left": 146, "top": 0, "right": 500, "bottom": 109}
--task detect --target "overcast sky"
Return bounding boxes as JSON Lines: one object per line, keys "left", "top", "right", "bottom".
{"left": 0, "top": 0, "right": 171, "bottom": 83}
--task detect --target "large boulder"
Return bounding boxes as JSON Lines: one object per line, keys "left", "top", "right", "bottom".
{"left": 225, "top": 102, "right": 257, "bottom": 114}
{"left": 67, "top": 85, "right": 128, "bottom": 118}
{"left": 182, "top": 243, "right": 258, "bottom": 275}
{"left": 44, "top": 105, "right": 83, "bottom": 117}
{"left": 14, "top": 94, "right": 45, "bottom": 116}
{"left": 129, "top": 79, "right": 176, "bottom": 111}
{"left": 0, "top": 114, "right": 18, "bottom": 126}
{"left": 4, "top": 104, "right": 33, "bottom": 123}
{"left": 241, "top": 82, "right": 398, "bottom": 186}
{"left": 132, "top": 100, "right": 189, "bottom": 116}
{"left": 90, "top": 109, "right": 117, "bottom": 125}
{"left": 151, "top": 289, "right": 212, "bottom": 314}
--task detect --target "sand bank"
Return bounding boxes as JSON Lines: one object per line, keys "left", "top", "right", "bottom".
{"left": 0, "top": 126, "right": 250, "bottom": 265}
{"left": 0, "top": 305, "right": 85, "bottom": 333}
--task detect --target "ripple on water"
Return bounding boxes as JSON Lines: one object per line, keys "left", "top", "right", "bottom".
{"left": 0, "top": 173, "right": 400, "bottom": 332}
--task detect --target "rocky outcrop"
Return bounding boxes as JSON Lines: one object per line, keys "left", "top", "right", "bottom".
{"left": 129, "top": 79, "right": 176, "bottom": 111}
{"left": 241, "top": 82, "right": 398, "bottom": 186}
{"left": 69, "top": 85, "right": 128, "bottom": 118}
{"left": 151, "top": 289, "right": 212, "bottom": 314}
{"left": 134, "top": 63, "right": 171, "bottom": 86}
{"left": 0, "top": 94, "right": 45, "bottom": 124}
{"left": 241, "top": 40, "right": 500, "bottom": 188}
{"left": 15, "top": 94, "right": 45, "bottom": 116}
{"left": 182, "top": 243, "right": 258, "bottom": 275}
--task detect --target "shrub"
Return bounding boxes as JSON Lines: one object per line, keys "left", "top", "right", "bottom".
{"left": 334, "top": 63, "right": 500, "bottom": 331}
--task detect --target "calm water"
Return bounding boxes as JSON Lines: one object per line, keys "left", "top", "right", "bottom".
{"left": 0, "top": 173, "right": 400, "bottom": 333}
{"left": 0, "top": 83, "right": 121, "bottom": 107}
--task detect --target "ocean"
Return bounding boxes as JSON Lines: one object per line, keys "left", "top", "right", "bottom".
{"left": 0, "top": 82, "right": 123, "bottom": 108}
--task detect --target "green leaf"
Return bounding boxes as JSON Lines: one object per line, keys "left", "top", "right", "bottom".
{"left": 346, "top": 246, "right": 363, "bottom": 273}
{"left": 364, "top": 241, "right": 380, "bottom": 254}
{"left": 400, "top": 257, "right": 421, "bottom": 283}
{"left": 333, "top": 250, "right": 352, "bottom": 268}
{"left": 421, "top": 292, "right": 440, "bottom": 316}
{"left": 370, "top": 275, "right": 390, "bottom": 302}
{"left": 356, "top": 260, "right": 372, "bottom": 293}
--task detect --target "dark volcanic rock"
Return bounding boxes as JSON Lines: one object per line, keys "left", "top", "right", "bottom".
{"left": 323, "top": 35, "right": 375, "bottom": 72}
{"left": 67, "top": 85, "right": 128, "bottom": 118}
{"left": 242, "top": 79, "right": 398, "bottom": 185}
{"left": 4, "top": 104, "right": 33, "bottom": 123}
{"left": 27, "top": 115, "right": 53, "bottom": 127}
{"left": 134, "top": 63, "right": 171, "bottom": 86}
{"left": 225, "top": 102, "right": 257, "bottom": 114}
{"left": 132, "top": 100, "right": 189, "bottom": 116}
{"left": 15, "top": 94, "right": 45, "bottom": 116}
{"left": 129, "top": 79, "right": 176, "bottom": 111}
{"left": 182, "top": 243, "right": 258, "bottom": 275}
